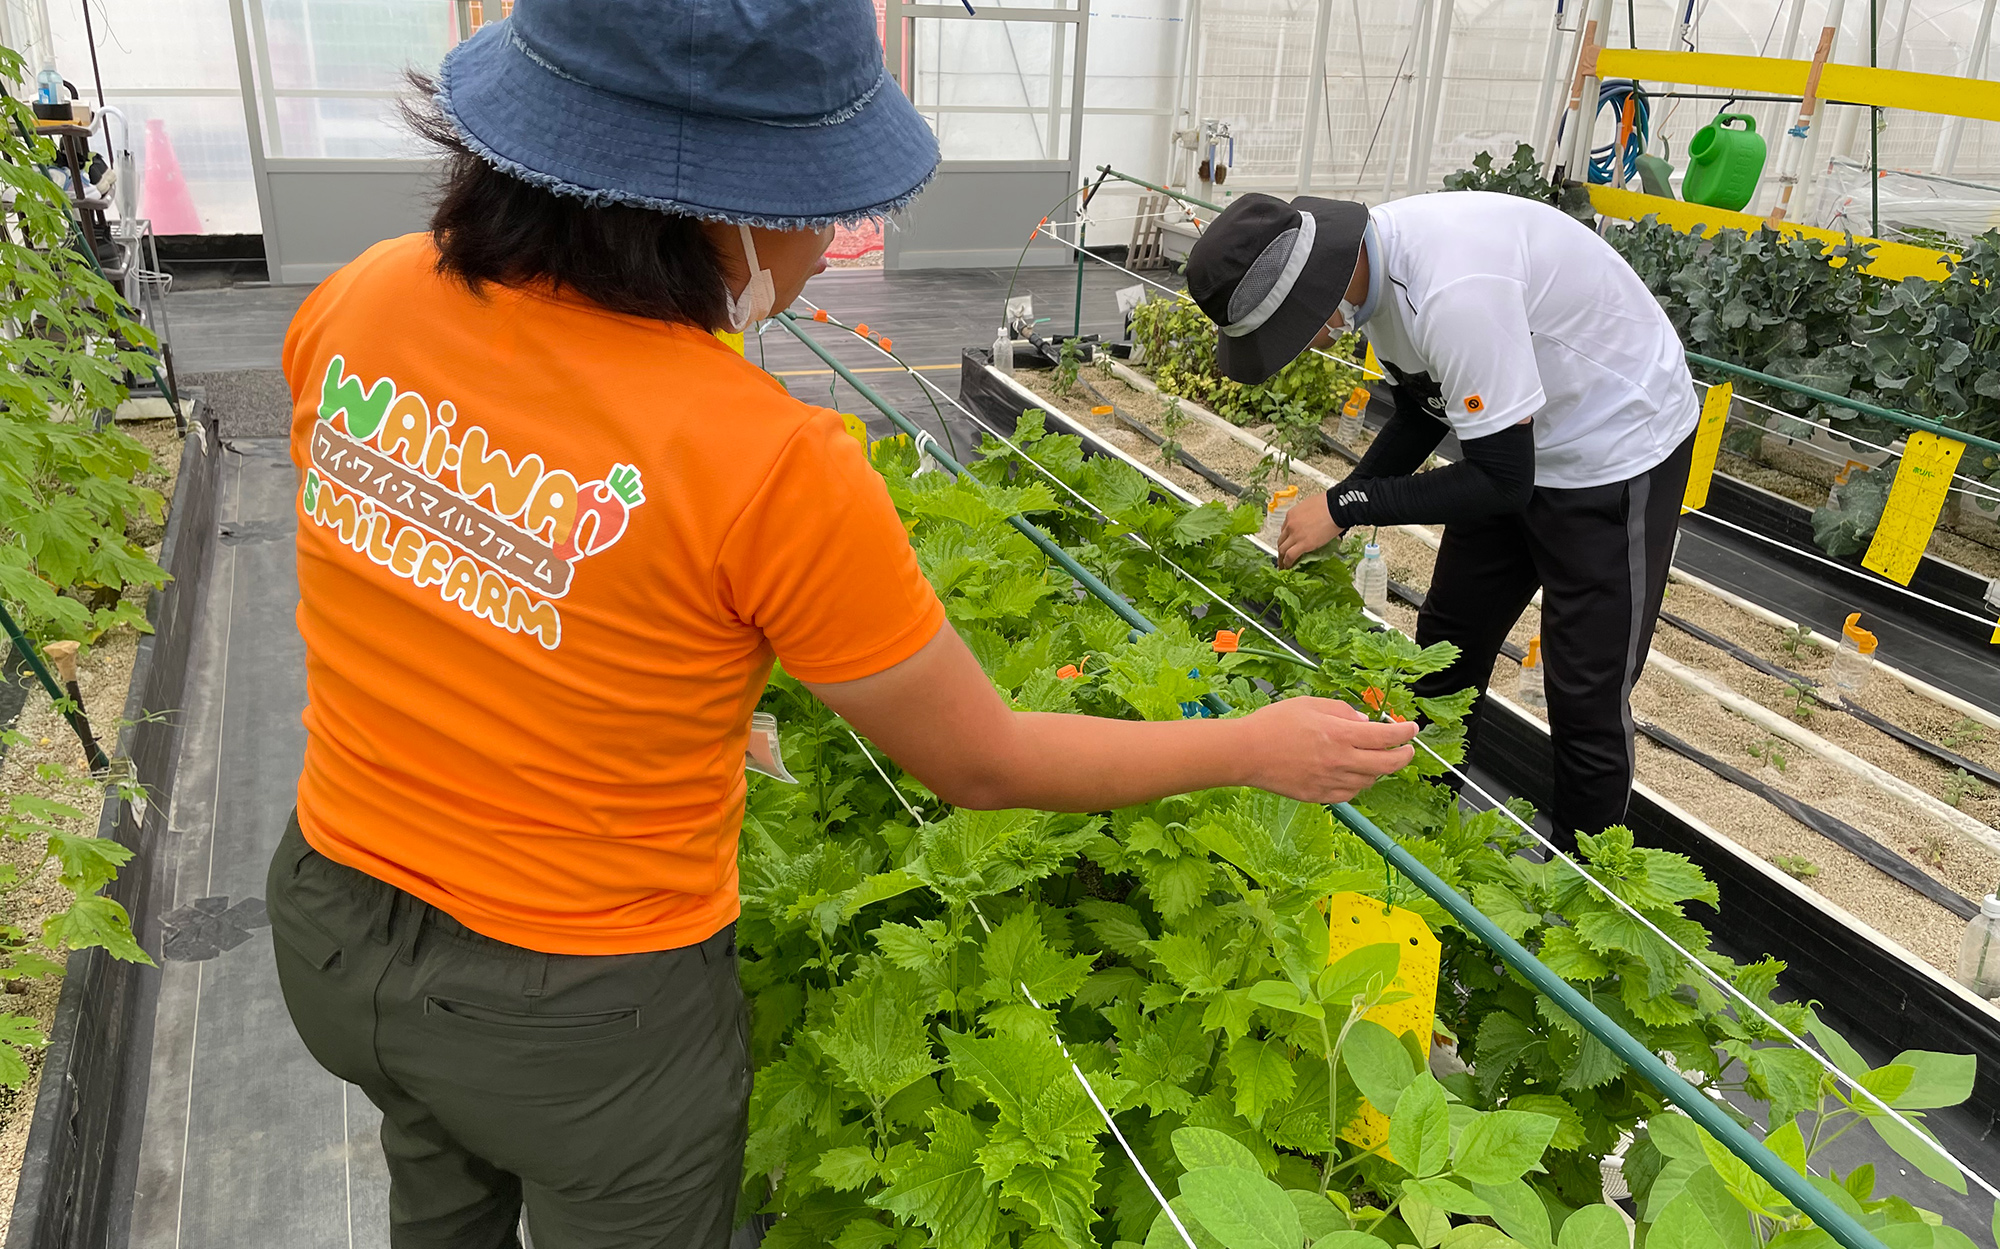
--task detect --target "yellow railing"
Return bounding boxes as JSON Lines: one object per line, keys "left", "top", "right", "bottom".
{"left": 1594, "top": 49, "right": 2000, "bottom": 124}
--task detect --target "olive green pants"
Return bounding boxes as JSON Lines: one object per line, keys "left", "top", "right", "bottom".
{"left": 267, "top": 816, "right": 749, "bottom": 1249}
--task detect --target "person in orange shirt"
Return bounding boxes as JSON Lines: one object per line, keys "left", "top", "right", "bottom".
{"left": 268, "top": 2, "right": 1419, "bottom": 1246}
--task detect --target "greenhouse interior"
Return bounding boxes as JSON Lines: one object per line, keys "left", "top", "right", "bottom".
{"left": 4, "top": 0, "right": 2000, "bottom": 1246}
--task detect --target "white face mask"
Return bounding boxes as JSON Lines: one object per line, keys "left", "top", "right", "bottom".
{"left": 1328, "top": 297, "right": 1360, "bottom": 332}
{"left": 724, "top": 223, "right": 776, "bottom": 332}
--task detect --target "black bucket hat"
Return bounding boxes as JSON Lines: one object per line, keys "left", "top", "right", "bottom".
{"left": 1186, "top": 193, "right": 1369, "bottom": 385}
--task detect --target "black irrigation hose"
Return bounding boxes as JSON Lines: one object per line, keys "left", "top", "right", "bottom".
{"left": 1637, "top": 720, "right": 1976, "bottom": 921}
{"left": 1071, "top": 376, "right": 1245, "bottom": 498}
{"left": 1658, "top": 610, "right": 2000, "bottom": 790}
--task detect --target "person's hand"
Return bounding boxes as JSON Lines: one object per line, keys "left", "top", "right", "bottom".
{"left": 1236, "top": 697, "right": 1418, "bottom": 803}
{"left": 1277, "top": 493, "right": 1342, "bottom": 569}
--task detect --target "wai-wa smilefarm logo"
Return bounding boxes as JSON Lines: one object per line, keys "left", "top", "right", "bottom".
{"left": 302, "top": 356, "right": 646, "bottom": 651}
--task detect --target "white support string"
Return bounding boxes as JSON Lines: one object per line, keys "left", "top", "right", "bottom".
{"left": 793, "top": 299, "right": 2000, "bottom": 1201}
{"left": 1685, "top": 506, "right": 2000, "bottom": 632}
{"left": 843, "top": 730, "right": 1203, "bottom": 1249}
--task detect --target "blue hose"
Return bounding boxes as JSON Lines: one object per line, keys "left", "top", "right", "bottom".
{"left": 1584, "top": 79, "right": 1650, "bottom": 185}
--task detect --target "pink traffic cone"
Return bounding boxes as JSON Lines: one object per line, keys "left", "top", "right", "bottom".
{"left": 140, "top": 117, "right": 203, "bottom": 235}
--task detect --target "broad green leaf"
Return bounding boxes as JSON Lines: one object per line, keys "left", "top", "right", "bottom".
{"left": 1469, "top": 1180, "right": 1551, "bottom": 1249}
{"left": 1438, "top": 1226, "right": 1519, "bottom": 1249}
{"left": 1886, "top": 1050, "right": 1976, "bottom": 1109}
{"left": 1637, "top": 1155, "right": 1705, "bottom": 1222}
{"left": 1288, "top": 1189, "right": 1350, "bottom": 1241}
{"left": 1452, "top": 1110, "right": 1558, "bottom": 1185}
{"left": 1400, "top": 1194, "right": 1450, "bottom": 1248}
{"left": 1001, "top": 1150, "right": 1100, "bottom": 1248}
{"left": 1144, "top": 1199, "right": 1221, "bottom": 1249}
{"left": 1764, "top": 1116, "right": 1807, "bottom": 1175}
{"left": 815, "top": 1145, "right": 884, "bottom": 1191}
{"left": 0, "top": 1015, "right": 44, "bottom": 1049}
{"left": 1247, "top": 979, "right": 1324, "bottom": 1020}
{"left": 1645, "top": 1113, "right": 1704, "bottom": 1161}
{"left": 44, "top": 832, "right": 133, "bottom": 895}
{"left": 0, "top": 1044, "right": 28, "bottom": 1089}
{"left": 1807, "top": 1015, "right": 1872, "bottom": 1080}
{"left": 1680, "top": 1166, "right": 1759, "bottom": 1249}
{"left": 1697, "top": 1126, "right": 1785, "bottom": 1215}
{"left": 1555, "top": 1206, "right": 1629, "bottom": 1249}
{"left": 830, "top": 1219, "right": 900, "bottom": 1249}
{"left": 979, "top": 910, "right": 1095, "bottom": 1007}
{"left": 1401, "top": 1177, "right": 1493, "bottom": 1216}
{"left": 44, "top": 895, "right": 151, "bottom": 965}
{"left": 1176, "top": 1165, "right": 1302, "bottom": 1249}
{"left": 1225, "top": 1036, "right": 1297, "bottom": 1125}
{"left": 1343, "top": 1019, "right": 1417, "bottom": 1116}
{"left": 818, "top": 970, "right": 941, "bottom": 1103}
{"left": 1311, "top": 1234, "right": 1390, "bottom": 1248}
{"left": 1855, "top": 1063, "right": 1915, "bottom": 1105}
{"left": 1503, "top": 1095, "right": 1584, "bottom": 1153}
{"left": 1869, "top": 1112, "right": 1967, "bottom": 1194}
{"left": 1319, "top": 942, "right": 1403, "bottom": 1010}
{"left": 872, "top": 1107, "right": 1003, "bottom": 1249}
{"left": 1172, "top": 1127, "right": 1262, "bottom": 1174}
{"left": 1390, "top": 1074, "right": 1452, "bottom": 1178}
{"left": 1645, "top": 1192, "right": 1714, "bottom": 1249}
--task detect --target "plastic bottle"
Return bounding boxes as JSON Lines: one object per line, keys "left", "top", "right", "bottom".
{"left": 1826, "top": 612, "right": 1878, "bottom": 700}
{"left": 36, "top": 59, "right": 63, "bottom": 107}
{"left": 992, "top": 327, "right": 1014, "bottom": 375}
{"left": 1262, "top": 485, "right": 1299, "bottom": 541}
{"left": 1335, "top": 385, "right": 1369, "bottom": 445}
{"left": 1957, "top": 894, "right": 2000, "bottom": 999}
{"left": 1354, "top": 542, "right": 1388, "bottom": 614}
{"left": 1517, "top": 636, "right": 1547, "bottom": 710}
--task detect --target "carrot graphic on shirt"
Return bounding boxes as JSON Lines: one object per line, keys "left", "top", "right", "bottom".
{"left": 303, "top": 354, "right": 647, "bottom": 650}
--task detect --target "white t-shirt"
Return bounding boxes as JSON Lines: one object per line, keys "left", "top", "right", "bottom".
{"left": 1361, "top": 191, "right": 1700, "bottom": 490}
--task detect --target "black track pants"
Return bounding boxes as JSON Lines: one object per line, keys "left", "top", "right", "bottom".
{"left": 267, "top": 816, "right": 749, "bottom": 1249}
{"left": 1412, "top": 432, "right": 1695, "bottom": 844}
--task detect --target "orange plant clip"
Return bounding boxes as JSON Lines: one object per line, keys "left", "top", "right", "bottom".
{"left": 1211, "top": 630, "right": 1240, "bottom": 654}
{"left": 812, "top": 309, "right": 829, "bottom": 322}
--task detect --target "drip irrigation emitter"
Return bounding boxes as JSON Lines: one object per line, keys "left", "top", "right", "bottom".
{"left": 0, "top": 601, "right": 111, "bottom": 775}
{"left": 770, "top": 311, "right": 1938, "bottom": 1249}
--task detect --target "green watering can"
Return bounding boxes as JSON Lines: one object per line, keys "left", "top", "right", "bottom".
{"left": 1683, "top": 112, "right": 1766, "bottom": 212}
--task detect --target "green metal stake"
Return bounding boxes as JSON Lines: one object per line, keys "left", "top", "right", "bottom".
{"left": 781, "top": 308, "right": 1897, "bottom": 1249}
{"left": 1687, "top": 352, "right": 2000, "bottom": 456}
{"left": 0, "top": 601, "right": 111, "bottom": 773}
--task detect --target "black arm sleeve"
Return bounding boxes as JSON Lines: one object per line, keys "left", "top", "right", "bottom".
{"left": 1350, "top": 407, "right": 1449, "bottom": 480}
{"left": 1326, "top": 422, "right": 1536, "bottom": 528}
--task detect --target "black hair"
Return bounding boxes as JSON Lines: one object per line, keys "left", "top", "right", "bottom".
{"left": 402, "top": 74, "right": 729, "bottom": 330}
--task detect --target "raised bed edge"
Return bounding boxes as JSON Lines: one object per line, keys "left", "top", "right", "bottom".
{"left": 6, "top": 417, "right": 221, "bottom": 1249}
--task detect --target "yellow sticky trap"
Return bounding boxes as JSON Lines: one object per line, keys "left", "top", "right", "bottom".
{"left": 1362, "top": 342, "right": 1383, "bottom": 382}
{"left": 715, "top": 329, "right": 746, "bottom": 356}
{"left": 1327, "top": 891, "right": 1441, "bottom": 1156}
{"left": 1863, "top": 431, "right": 1966, "bottom": 586}
{"left": 1682, "top": 382, "right": 1732, "bottom": 512}
{"left": 839, "top": 413, "right": 870, "bottom": 446}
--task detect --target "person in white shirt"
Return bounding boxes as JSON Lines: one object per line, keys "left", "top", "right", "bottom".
{"left": 1185, "top": 190, "right": 1700, "bottom": 847}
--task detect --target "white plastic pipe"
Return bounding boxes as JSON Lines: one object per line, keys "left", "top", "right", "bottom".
{"left": 1530, "top": 0, "right": 1572, "bottom": 166}
{"left": 1768, "top": 0, "right": 1847, "bottom": 222}
{"left": 1934, "top": 0, "right": 1999, "bottom": 175}
{"left": 1409, "top": 0, "right": 1456, "bottom": 195}
{"left": 1297, "top": 0, "right": 1336, "bottom": 194}
{"left": 1645, "top": 650, "right": 2000, "bottom": 858}
{"left": 1401, "top": 0, "right": 1437, "bottom": 195}
{"left": 1562, "top": 0, "right": 1618, "bottom": 181}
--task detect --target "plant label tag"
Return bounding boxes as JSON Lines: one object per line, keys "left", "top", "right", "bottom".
{"left": 745, "top": 711, "right": 799, "bottom": 784}
{"left": 1681, "top": 382, "right": 1732, "bottom": 512}
{"left": 1863, "top": 431, "right": 1965, "bottom": 586}
{"left": 1327, "top": 891, "right": 1441, "bottom": 1157}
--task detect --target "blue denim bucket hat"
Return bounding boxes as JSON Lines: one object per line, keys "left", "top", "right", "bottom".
{"left": 437, "top": 0, "right": 940, "bottom": 228}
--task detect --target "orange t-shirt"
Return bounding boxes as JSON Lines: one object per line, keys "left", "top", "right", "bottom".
{"left": 284, "top": 234, "right": 944, "bottom": 955}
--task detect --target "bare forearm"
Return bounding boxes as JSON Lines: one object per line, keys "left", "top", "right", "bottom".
{"left": 942, "top": 711, "right": 1258, "bottom": 812}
